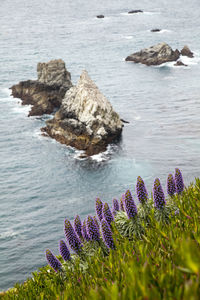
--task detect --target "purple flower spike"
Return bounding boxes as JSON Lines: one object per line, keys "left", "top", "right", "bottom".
{"left": 82, "top": 220, "right": 91, "bottom": 241}
{"left": 112, "top": 199, "right": 119, "bottom": 215}
{"left": 136, "top": 176, "right": 148, "bottom": 204}
{"left": 101, "top": 219, "right": 115, "bottom": 250}
{"left": 167, "top": 174, "right": 176, "bottom": 196}
{"left": 86, "top": 215, "right": 100, "bottom": 242}
{"left": 153, "top": 178, "right": 166, "bottom": 209}
{"left": 124, "top": 190, "right": 138, "bottom": 219}
{"left": 46, "top": 249, "right": 62, "bottom": 272}
{"left": 64, "top": 219, "right": 83, "bottom": 253}
{"left": 93, "top": 216, "right": 100, "bottom": 230}
{"left": 175, "top": 168, "right": 184, "bottom": 194}
{"left": 120, "top": 195, "right": 125, "bottom": 211}
{"left": 74, "top": 215, "right": 82, "bottom": 240}
{"left": 59, "top": 240, "right": 71, "bottom": 261}
{"left": 102, "top": 203, "right": 114, "bottom": 226}
{"left": 96, "top": 198, "right": 103, "bottom": 222}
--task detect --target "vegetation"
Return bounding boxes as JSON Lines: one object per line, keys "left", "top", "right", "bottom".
{"left": 1, "top": 171, "right": 200, "bottom": 300}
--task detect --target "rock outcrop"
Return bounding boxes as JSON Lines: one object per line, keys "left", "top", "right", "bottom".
{"left": 174, "top": 60, "right": 188, "bottom": 67}
{"left": 180, "top": 45, "right": 194, "bottom": 58}
{"left": 10, "top": 59, "right": 72, "bottom": 116}
{"left": 96, "top": 15, "right": 104, "bottom": 18}
{"left": 125, "top": 42, "right": 180, "bottom": 66}
{"left": 42, "top": 70, "right": 123, "bottom": 156}
{"left": 128, "top": 10, "right": 143, "bottom": 14}
{"left": 151, "top": 28, "right": 161, "bottom": 32}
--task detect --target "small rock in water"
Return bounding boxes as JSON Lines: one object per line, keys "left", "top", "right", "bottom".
{"left": 128, "top": 10, "right": 143, "bottom": 14}
{"left": 125, "top": 42, "right": 180, "bottom": 66}
{"left": 151, "top": 28, "right": 161, "bottom": 32}
{"left": 174, "top": 60, "right": 188, "bottom": 67}
{"left": 96, "top": 15, "right": 104, "bottom": 18}
{"left": 180, "top": 45, "right": 194, "bottom": 58}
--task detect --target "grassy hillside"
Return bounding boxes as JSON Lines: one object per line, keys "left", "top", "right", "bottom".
{"left": 1, "top": 174, "right": 200, "bottom": 299}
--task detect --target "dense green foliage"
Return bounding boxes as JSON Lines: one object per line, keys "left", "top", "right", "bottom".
{"left": 1, "top": 178, "right": 200, "bottom": 299}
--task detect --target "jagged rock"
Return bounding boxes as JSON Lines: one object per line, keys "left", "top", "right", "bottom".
{"left": 174, "top": 60, "right": 188, "bottom": 67}
{"left": 128, "top": 10, "right": 143, "bottom": 14}
{"left": 180, "top": 45, "right": 194, "bottom": 58}
{"left": 151, "top": 28, "right": 161, "bottom": 32}
{"left": 125, "top": 42, "right": 180, "bottom": 66}
{"left": 10, "top": 59, "right": 72, "bottom": 116}
{"left": 96, "top": 15, "right": 104, "bottom": 18}
{"left": 42, "top": 70, "right": 123, "bottom": 156}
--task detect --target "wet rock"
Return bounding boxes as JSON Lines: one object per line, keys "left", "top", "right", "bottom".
{"left": 42, "top": 70, "right": 123, "bottom": 156}
{"left": 180, "top": 45, "right": 194, "bottom": 58}
{"left": 151, "top": 28, "right": 161, "bottom": 32}
{"left": 125, "top": 42, "right": 180, "bottom": 66}
{"left": 96, "top": 15, "right": 104, "bottom": 18}
{"left": 174, "top": 60, "right": 188, "bottom": 67}
{"left": 128, "top": 10, "right": 143, "bottom": 14}
{"left": 10, "top": 59, "right": 72, "bottom": 116}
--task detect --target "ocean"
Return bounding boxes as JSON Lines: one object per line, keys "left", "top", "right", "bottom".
{"left": 0, "top": 0, "right": 200, "bottom": 290}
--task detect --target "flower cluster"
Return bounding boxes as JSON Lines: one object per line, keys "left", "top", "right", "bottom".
{"left": 93, "top": 216, "right": 100, "bottom": 230}
{"left": 86, "top": 215, "right": 100, "bottom": 242}
{"left": 136, "top": 176, "right": 148, "bottom": 204}
{"left": 74, "top": 215, "right": 82, "bottom": 240}
{"left": 59, "top": 240, "right": 71, "bottom": 261}
{"left": 120, "top": 195, "right": 125, "bottom": 211}
{"left": 46, "top": 249, "right": 62, "bottom": 272}
{"left": 167, "top": 174, "right": 176, "bottom": 196}
{"left": 124, "top": 190, "right": 137, "bottom": 219}
{"left": 64, "top": 219, "right": 83, "bottom": 253}
{"left": 112, "top": 198, "right": 119, "bottom": 215}
{"left": 101, "top": 219, "right": 115, "bottom": 250}
{"left": 102, "top": 203, "right": 114, "bottom": 225}
{"left": 82, "top": 220, "right": 91, "bottom": 241}
{"left": 96, "top": 198, "right": 103, "bottom": 221}
{"left": 175, "top": 168, "right": 184, "bottom": 194}
{"left": 153, "top": 178, "right": 166, "bottom": 209}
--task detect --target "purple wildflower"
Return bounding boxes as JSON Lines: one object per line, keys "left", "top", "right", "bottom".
{"left": 120, "top": 195, "right": 125, "bottom": 211}
{"left": 96, "top": 198, "right": 103, "bottom": 221}
{"left": 93, "top": 216, "right": 100, "bottom": 230}
{"left": 112, "top": 199, "right": 119, "bottom": 215}
{"left": 59, "top": 240, "right": 71, "bottom": 261}
{"left": 167, "top": 174, "right": 176, "bottom": 196}
{"left": 124, "top": 190, "right": 138, "bottom": 219}
{"left": 81, "top": 220, "right": 91, "bottom": 241}
{"left": 86, "top": 215, "right": 100, "bottom": 242}
{"left": 102, "top": 203, "right": 114, "bottom": 226}
{"left": 101, "top": 219, "right": 115, "bottom": 250}
{"left": 136, "top": 176, "right": 148, "bottom": 204}
{"left": 175, "top": 168, "right": 184, "bottom": 194}
{"left": 64, "top": 219, "right": 83, "bottom": 253}
{"left": 153, "top": 178, "right": 166, "bottom": 209}
{"left": 45, "top": 249, "right": 62, "bottom": 272}
{"left": 74, "top": 215, "right": 82, "bottom": 240}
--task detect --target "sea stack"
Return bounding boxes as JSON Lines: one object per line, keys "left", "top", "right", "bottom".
{"left": 10, "top": 59, "right": 72, "bottom": 116}
{"left": 125, "top": 42, "right": 180, "bottom": 66}
{"left": 42, "top": 70, "right": 123, "bottom": 156}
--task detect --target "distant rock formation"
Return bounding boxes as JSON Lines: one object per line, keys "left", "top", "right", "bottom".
{"left": 125, "top": 42, "right": 180, "bottom": 66}
{"left": 42, "top": 70, "right": 123, "bottom": 156}
{"left": 174, "top": 60, "right": 188, "bottom": 67}
{"left": 96, "top": 15, "right": 104, "bottom": 18}
{"left": 128, "top": 10, "right": 143, "bottom": 14}
{"left": 151, "top": 28, "right": 161, "bottom": 32}
{"left": 180, "top": 45, "right": 194, "bottom": 58}
{"left": 10, "top": 59, "right": 72, "bottom": 116}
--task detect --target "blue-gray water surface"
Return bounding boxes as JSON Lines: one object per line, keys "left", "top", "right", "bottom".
{"left": 0, "top": 0, "right": 200, "bottom": 290}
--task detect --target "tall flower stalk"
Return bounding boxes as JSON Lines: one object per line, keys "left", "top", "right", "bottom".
{"left": 101, "top": 219, "right": 115, "bottom": 250}
{"left": 112, "top": 198, "right": 119, "bottom": 215}
{"left": 86, "top": 215, "right": 100, "bottom": 242}
{"left": 102, "top": 203, "right": 114, "bottom": 226}
{"left": 59, "top": 240, "right": 71, "bottom": 261}
{"left": 124, "top": 190, "right": 138, "bottom": 219}
{"left": 74, "top": 215, "right": 82, "bottom": 240}
{"left": 175, "top": 168, "right": 184, "bottom": 194}
{"left": 167, "top": 174, "right": 176, "bottom": 196}
{"left": 96, "top": 198, "right": 103, "bottom": 222}
{"left": 46, "top": 249, "right": 62, "bottom": 272}
{"left": 136, "top": 176, "right": 148, "bottom": 204}
{"left": 64, "top": 219, "right": 83, "bottom": 254}
{"left": 153, "top": 178, "right": 166, "bottom": 209}
{"left": 82, "top": 220, "right": 91, "bottom": 241}
{"left": 120, "top": 195, "right": 125, "bottom": 211}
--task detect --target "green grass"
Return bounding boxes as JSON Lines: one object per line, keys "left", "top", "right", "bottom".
{"left": 1, "top": 178, "right": 200, "bottom": 299}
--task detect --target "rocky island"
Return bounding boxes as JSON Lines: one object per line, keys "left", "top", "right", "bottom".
{"left": 10, "top": 59, "right": 72, "bottom": 116}
{"left": 125, "top": 43, "right": 194, "bottom": 66}
{"left": 42, "top": 70, "right": 123, "bottom": 156}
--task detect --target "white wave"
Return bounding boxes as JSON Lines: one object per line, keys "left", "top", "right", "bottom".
{"left": 124, "top": 35, "right": 133, "bottom": 39}
{"left": 134, "top": 114, "right": 141, "bottom": 120}
{"left": 0, "top": 87, "right": 11, "bottom": 96}
{"left": 0, "top": 229, "right": 18, "bottom": 239}
{"left": 159, "top": 29, "right": 172, "bottom": 33}
{"left": 143, "top": 11, "right": 160, "bottom": 15}
{"left": 12, "top": 104, "right": 32, "bottom": 114}
{"left": 154, "top": 53, "right": 200, "bottom": 69}
{"left": 120, "top": 12, "right": 129, "bottom": 16}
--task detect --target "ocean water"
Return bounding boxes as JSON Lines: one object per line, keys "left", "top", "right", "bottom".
{"left": 0, "top": 0, "right": 200, "bottom": 290}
